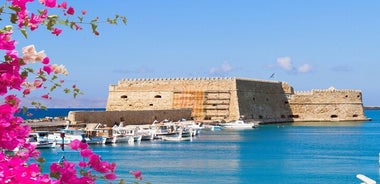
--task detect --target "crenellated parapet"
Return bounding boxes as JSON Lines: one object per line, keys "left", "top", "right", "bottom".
{"left": 118, "top": 77, "right": 236, "bottom": 83}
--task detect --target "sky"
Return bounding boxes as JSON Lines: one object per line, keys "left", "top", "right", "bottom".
{"left": 14, "top": 0, "right": 380, "bottom": 107}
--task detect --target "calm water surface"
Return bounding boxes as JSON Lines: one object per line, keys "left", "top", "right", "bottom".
{"left": 40, "top": 110, "right": 380, "bottom": 184}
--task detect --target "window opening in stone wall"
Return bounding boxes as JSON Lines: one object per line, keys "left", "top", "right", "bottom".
{"left": 252, "top": 97, "right": 255, "bottom": 101}
{"left": 154, "top": 95, "right": 162, "bottom": 98}
{"left": 353, "top": 114, "right": 358, "bottom": 117}
{"left": 259, "top": 115, "right": 263, "bottom": 119}
{"left": 330, "top": 115, "right": 338, "bottom": 118}
{"left": 284, "top": 101, "right": 289, "bottom": 104}
{"left": 281, "top": 115, "right": 285, "bottom": 118}
{"left": 345, "top": 95, "right": 348, "bottom": 98}
{"left": 357, "top": 95, "right": 361, "bottom": 98}
{"left": 288, "top": 115, "right": 299, "bottom": 118}
{"left": 129, "top": 104, "right": 132, "bottom": 106}
{"left": 212, "top": 104, "right": 217, "bottom": 106}
{"left": 121, "top": 95, "right": 128, "bottom": 99}
{"left": 149, "top": 104, "right": 153, "bottom": 106}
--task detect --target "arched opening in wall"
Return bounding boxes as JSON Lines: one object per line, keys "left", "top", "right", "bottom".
{"left": 281, "top": 115, "right": 286, "bottom": 118}
{"left": 330, "top": 115, "right": 338, "bottom": 118}
{"left": 259, "top": 115, "right": 263, "bottom": 119}
{"left": 357, "top": 95, "right": 361, "bottom": 98}
{"left": 121, "top": 95, "right": 128, "bottom": 99}
{"left": 284, "top": 101, "right": 289, "bottom": 104}
{"left": 212, "top": 104, "right": 217, "bottom": 107}
{"left": 149, "top": 104, "right": 153, "bottom": 106}
{"left": 129, "top": 104, "right": 132, "bottom": 106}
{"left": 252, "top": 97, "right": 255, "bottom": 101}
{"left": 353, "top": 114, "right": 358, "bottom": 118}
{"left": 154, "top": 95, "right": 162, "bottom": 98}
{"left": 345, "top": 95, "right": 348, "bottom": 98}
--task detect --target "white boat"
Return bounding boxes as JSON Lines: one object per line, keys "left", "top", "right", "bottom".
{"left": 219, "top": 120, "right": 259, "bottom": 129}
{"left": 112, "top": 125, "right": 142, "bottom": 143}
{"left": 28, "top": 131, "right": 56, "bottom": 149}
{"left": 161, "top": 127, "right": 193, "bottom": 141}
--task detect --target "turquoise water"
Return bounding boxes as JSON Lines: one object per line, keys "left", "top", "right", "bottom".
{"left": 38, "top": 110, "right": 380, "bottom": 184}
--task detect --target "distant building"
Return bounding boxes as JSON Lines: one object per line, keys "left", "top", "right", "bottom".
{"left": 105, "top": 77, "right": 368, "bottom": 123}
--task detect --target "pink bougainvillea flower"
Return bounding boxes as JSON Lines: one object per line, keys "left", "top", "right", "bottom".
{"left": 74, "top": 23, "right": 82, "bottom": 30}
{"left": 41, "top": 93, "right": 49, "bottom": 99}
{"left": 52, "top": 28, "right": 62, "bottom": 36}
{"left": 78, "top": 161, "right": 87, "bottom": 168}
{"left": 39, "top": 0, "right": 56, "bottom": 8}
{"left": 80, "top": 148, "right": 94, "bottom": 158}
{"left": 130, "top": 170, "right": 143, "bottom": 180}
{"left": 67, "top": 7, "right": 75, "bottom": 15}
{"left": 104, "top": 173, "right": 117, "bottom": 180}
{"left": 43, "top": 65, "right": 53, "bottom": 74}
{"left": 69, "top": 139, "right": 81, "bottom": 150}
{"left": 81, "top": 10, "right": 87, "bottom": 15}
{"left": 42, "top": 56, "right": 50, "bottom": 64}
{"left": 0, "top": 32, "right": 16, "bottom": 50}
{"left": 22, "top": 88, "right": 30, "bottom": 95}
{"left": 58, "top": 1, "right": 67, "bottom": 9}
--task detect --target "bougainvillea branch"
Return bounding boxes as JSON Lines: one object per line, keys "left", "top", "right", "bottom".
{"left": 0, "top": 1, "right": 138, "bottom": 184}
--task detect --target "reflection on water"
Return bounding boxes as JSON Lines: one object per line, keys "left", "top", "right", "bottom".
{"left": 288, "top": 121, "right": 367, "bottom": 127}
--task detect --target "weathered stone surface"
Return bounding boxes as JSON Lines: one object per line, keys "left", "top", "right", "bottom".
{"left": 82, "top": 77, "right": 369, "bottom": 124}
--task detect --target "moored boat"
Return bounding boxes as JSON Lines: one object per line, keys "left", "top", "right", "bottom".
{"left": 219, "top": 119, "right": 259, "bottom": 129}
{"left": 28, "top": 131, "right": 56, "bottom": 149}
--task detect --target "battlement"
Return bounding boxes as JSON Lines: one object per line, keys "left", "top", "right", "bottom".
{"left": 295, "top": 87, "right": 362, "bottom": 95}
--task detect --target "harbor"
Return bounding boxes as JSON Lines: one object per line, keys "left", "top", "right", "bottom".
{"left": 36, "top": 109, "right": 380, "bottom": 184}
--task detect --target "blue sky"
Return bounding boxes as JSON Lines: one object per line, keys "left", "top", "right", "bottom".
{"left": 15, "top": 1, "right": 380, "bottom": 107}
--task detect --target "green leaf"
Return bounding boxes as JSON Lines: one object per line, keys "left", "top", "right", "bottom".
{"left": 47, "top": 14, "right": 59, "bottom": 19}
{"left": 50, "top": 172, "right": 60, "bottom": 179}
{"left": 21, "top": 70, "right": 28, "bottom": 78}
{"left": 64, "top": 88, "right": 71, "bottom": 93}
{"left": 20, "top": 29, "right": 27, "bottom": 38}
{"left": 37, "top": 157, "right": 46, "bottom": 163}
{"left": 4, "top": 25, "right": 13, "bottom": 32}
{"left": 70, "top": 22, "right": 75, "bottom": 29}
{"left": 91, "top": 23, "right": 98, "bottom": 33}
{"left": 78, "top": 16, "right": 83, "bottom": 22}
{"left": 0, "top": 6, "right": 4, "bottom": 14}
{"left": 8, "top": 6, "right": 21, "bottom": 12}
{"left": 121, "top": 16, "right": 128, "bottom": 25}
{"left": 10, "top": 14, "right": 18, "bottom": 24}
{"left": 50, "top": 85, "right": 56, "bottom": 92}
{"left": 22, "top": 106, "right": 28, "bottom": 114}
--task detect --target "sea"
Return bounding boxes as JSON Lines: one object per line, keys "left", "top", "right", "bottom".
{"left": 31, "top": 109, "right": 380, "bottom": 184}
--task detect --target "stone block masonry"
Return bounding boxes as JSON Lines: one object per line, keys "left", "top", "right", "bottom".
{"left": 102, "top": 77, "right": 369, "bottom": 123}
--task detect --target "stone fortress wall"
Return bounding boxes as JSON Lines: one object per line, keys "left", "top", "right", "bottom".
{"left": 100, "top": 77, "right": 368, "bottom": 124}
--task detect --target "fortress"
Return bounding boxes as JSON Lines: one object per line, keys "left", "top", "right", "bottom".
{"left": 102, "top": 77, "right": 368, "bottom": 123}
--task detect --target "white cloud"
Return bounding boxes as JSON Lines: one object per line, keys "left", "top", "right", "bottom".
{"left": 276, "top": 57, "right": 293, "bottom": 71}
{"left": 298, "top": 64, "right": 312, "bottom": 73}
{"left": 209, "top": 61, "right": 233, "bottom": 74}
{"left": 275, "top": 56, "right": 313, "bottom": 74}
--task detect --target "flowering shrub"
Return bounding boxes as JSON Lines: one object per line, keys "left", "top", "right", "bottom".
{"left": 0, "top": 0, "right": 143, "bottom": 183}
